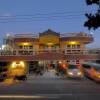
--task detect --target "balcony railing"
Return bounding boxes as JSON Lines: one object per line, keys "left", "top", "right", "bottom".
{"left": 0, "top": 48, "right": 99, "bottom": 56}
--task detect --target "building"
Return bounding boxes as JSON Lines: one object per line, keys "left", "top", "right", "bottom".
{"left": 0, "top": 29, "right": 99, "bottom": 74}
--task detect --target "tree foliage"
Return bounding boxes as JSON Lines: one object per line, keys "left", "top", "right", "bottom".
{"left": 84, "top": 0, "right": 100, "bottom": 30}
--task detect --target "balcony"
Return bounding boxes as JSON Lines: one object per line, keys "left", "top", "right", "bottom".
{"left": 0, "top": 48, "right": 99, "bottom": 56}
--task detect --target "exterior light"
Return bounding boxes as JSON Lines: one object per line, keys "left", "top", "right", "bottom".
{"left": 11, "top": 61, "right": 17, "bottom": 68}
{"left": 70, "top": 41, "right": 76, "bottom": 44}
{"left": 47, "top": 43, "right": 53, "bottom": 46}
{"left": 11, "top": 61, "right": 25, "bottom": 69}
{"left": 1, "top": 45, "right": 6, "bottom": 50}
{"left": 23, "top": 42, "right": 29, "bottom": 46}
{"left": 59, "top": 61, "right": 62, "bottom": 64}
{"left": 67, "top": 41, "right": 80, "bottom": 45}
{"left": 19, "top": 61, "right": 25, "bottom": 68}
{"left": 38, "top": 61, "right": 41, "bottom": 64}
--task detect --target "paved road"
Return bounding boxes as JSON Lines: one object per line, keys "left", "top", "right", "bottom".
{"left": 0, "top": 70, "right": 100, "bottom": 100}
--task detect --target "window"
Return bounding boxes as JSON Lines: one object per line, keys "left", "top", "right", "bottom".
{"left": 68, "top": 64, "right": 77, "bottom": 69}
{"left": 23, "top": 46, "right": 28, "bottom": 49}
{"left": 67, "top": 50, "right": 71, "bottom": 52}
{"left": 29, "top": 46, "right": 33, "bottom": 49}
{"left": 67, "top": 45, "right": 71, "bottom": 48}
{"left": 72, "top": 45, "right": 76, "bottom": 48}
{"left": 82, "top": 64, "right": 91, "bottom": 69}
{"left": 94, "top": 67, "right": 100, "bottom": 71}
{"left": 76, "top": 60, "right": 79, "bottom": 62}
{"left": 19, "top": 46, "right": 23, "bottom": 49}
{"left": 77, "top": 45, "right": 80, "bottom": 48}
{"left": 67, "top": 60, "right": 70, "bottom": 62}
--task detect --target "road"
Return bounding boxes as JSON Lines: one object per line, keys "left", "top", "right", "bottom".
{"left": 0, "top": 70, "right": 100, "bottom": 100}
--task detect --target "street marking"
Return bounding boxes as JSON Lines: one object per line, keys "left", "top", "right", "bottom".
{"left": 0, "top": 93, "right": 99, "bottom": 99}
{"left": 0, "top": 95, "right": 58, "bottom": 99}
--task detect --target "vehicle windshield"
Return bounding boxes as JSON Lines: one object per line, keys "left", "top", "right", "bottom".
{"left": 94, "top": 67, "right": 100, "bottom": 71}
{"left": 68, "top": 65, "right": 77, "bottom": 69}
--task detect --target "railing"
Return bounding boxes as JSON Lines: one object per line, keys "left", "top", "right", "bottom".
{"left": 14, "top": 33, "right": 39, "bottom": 38}
{"left": 60, "top": 32, "right": 93, "bottom": 37}
{"left": 0, "top": 48, "right": 99, "bottom": 56}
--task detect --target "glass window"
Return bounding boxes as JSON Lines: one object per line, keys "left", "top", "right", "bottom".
{"left": 82, "top": 64, "right": 91, "bottom": 69}
{"left": 94, "top": 67, "right": 100, "bottom": 71}
{"left": 72, "top": 45, "right": 76, "bottom": 48}
{"left": 76, "top": 60, "right": 79, "bottom": 62}
{"left": 67, "top": 50, "right": 71, "bottom": 52}
{"left": 67, "top": 45, "right": 71, "bottom": 48}
{"left": 68, "top": 64, "right": 77, "bottom": 69}
{"left": 77, "top": 45, "right": 80, "bottom": 48}
{"left": 29, "top": 46, "right": 33, "bottom": 49}
{"left": 19, "top": 46, "right": 23, "bottom": 49}
{"left": 67, "top": 60, "right": 70, "bottom": 62}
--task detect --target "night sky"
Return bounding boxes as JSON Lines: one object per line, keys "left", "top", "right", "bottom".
{"left": 0, "top": 0, "right": 99, "bottom": 48}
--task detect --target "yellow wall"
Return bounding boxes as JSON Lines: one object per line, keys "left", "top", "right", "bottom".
{"left": 39, "top": 35, "right": 59, "bottom": 45}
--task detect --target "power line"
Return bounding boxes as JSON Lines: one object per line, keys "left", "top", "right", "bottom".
{"left": 0, "top": 10, "right": 89, "bottom": 23}
{"left": 0, "top": 16, "right": 84, "bottom": 23}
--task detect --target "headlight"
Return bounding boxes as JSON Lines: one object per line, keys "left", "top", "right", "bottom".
{"left": 97, "top": 75, "right": 100, "bottom": 78}
{"left": 77, "top": 72, "right": 82, "bottom": 75}
{"left": 68, "top": 72, "right": 73, "bottom": 75}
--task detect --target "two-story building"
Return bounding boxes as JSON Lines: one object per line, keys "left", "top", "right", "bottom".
{"left": 0, "top": 29, "right": 99, "bottom": 74}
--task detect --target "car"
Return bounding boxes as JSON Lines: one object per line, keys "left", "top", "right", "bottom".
{"left": 66, "top": 64, "right": 84, "bottom": 79}
{"left": 82, "top": 62, "right": 100, "bottom": 82}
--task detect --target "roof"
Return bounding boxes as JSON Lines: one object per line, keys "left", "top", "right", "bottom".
{"left": 39, "top": 29, "right": 60, "bottom": 37}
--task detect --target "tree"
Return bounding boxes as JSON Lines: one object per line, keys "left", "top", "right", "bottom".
{"left": 86, "top": 0, "right": 100, "bottom": 5}
{"left": 84, "top": 0, "right": 100, "bottom": 30}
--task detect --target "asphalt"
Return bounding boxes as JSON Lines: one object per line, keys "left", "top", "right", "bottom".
{"left": 0, "top": 70, "right": 100, "bottom": 100}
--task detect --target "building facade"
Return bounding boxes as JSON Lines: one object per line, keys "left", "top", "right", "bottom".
{"left": 0, "top": 29, "right": 99, "bottom": 73}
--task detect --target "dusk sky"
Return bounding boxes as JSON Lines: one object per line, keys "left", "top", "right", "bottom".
{"left": 0, "top": 0, "right": 100, "bottom": 48}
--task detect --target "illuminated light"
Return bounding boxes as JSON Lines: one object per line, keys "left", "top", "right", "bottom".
{"left": 97, "top": 75, "right": 100, "bottom": 78}
{"left": 68, "top": 72, "right": 73, "bottom": 75}
{"left": 11, "top": 62, "right": 17, "bottom": 68}
{"left": 47, "top": 43, "right": 53, "bottom": 46}
{"left": 62, "top": 64, "right": 66, "bottom": 69}
{"left": 70, "top": 41, "right": 77, "bottom": 44}
{"left": 19, "top": 61, "right": 25, "bottom": 68}
{"left": 59, "top": 61, "right": 62, "bottom": 64}
{"left": 77, "top": 72, "right": 82, "bottom": 75}
{"left": 66, "top": 41, "right": 80, "bottom": 45}
{"left": 11, "top": 61, "right": 25, "bottom": 69}
{"left": 1, "top": 45, "right": 6, "bottom": 50}
{"left": 38, "top": 61, "right": 41, "bottom": 64}
{"left": 22, "top": 42, "right": 29, "bottom": 46}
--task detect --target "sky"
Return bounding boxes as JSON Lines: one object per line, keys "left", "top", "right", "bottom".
{"left": 0, "top": 0, "right": 99, "bottom": 48}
